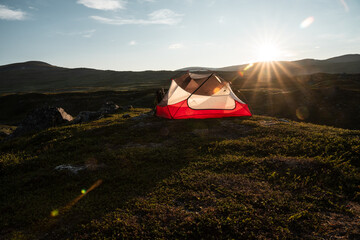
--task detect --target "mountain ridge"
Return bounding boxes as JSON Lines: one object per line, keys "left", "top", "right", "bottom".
{"left": 1, "top": 54, "right": 360, "bottom": 94}
{"left": 178, "top": 54, "right": 360, "bottom": 73}
{"left": 1, "top": 54, "right": 360, "bottom": 73}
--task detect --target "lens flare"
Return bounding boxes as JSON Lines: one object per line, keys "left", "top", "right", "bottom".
{"left": 49, "top": 179, "right": 102, "bottom": 217}
{"left": 296, "top": 106, "right": 309, "bottom": 120}
{"left": 300, "top": 16, "right": 314, "bottom": 28}
{"left": 51, "top": 209, "right": 59, "bottom": 217}
{"left": 244, "top": 63, "right": 254, "bottom": 71}
{"left": 213, "top": 87, "right": 221, "bottom": 93}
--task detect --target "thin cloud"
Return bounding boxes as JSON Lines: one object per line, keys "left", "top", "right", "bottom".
{"left": 91, "top": 9, "right": 182, "bottom": 25}
{"left": 129, "top": 40, "right": 137, "bottom": 45}
{"left": 77, "top": 0, "right": 126, "bottom": 10}
{"left": 82, "top": 29, "right": 96, "bottom": 38}
{"left": 169, "top": 43, "right": 183, "bottom": 49}
{"left": 56, "top": 29, "right": 96, "bottom": 38}
{"left": 0, "top": 4, "right": 26, "bottom": 20}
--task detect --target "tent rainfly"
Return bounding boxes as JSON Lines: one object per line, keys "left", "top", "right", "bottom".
{"left": 156, "top": 72, "right": 252, "bottom": 119}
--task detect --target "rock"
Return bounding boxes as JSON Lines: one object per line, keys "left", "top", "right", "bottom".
{"left": 58, "top": 107, "right": 74, "bottom": 121}
{"left": 54, "top": 164, "right": 86, "bottom": 174}
{"left": 10, "top": 106, "right": 73, "bottom": 138}
{"left": 72, "top": 101, "right": 120, "bottom": 124}
{"left": 99, "top": 101, "right": 119, "bottom": 114}
{"left": 71, "top": 101, "right": 123, "bottom": 124}
{"left": 54, "top": 161, "right": 106, "bottom": 174}
{"left": 73, "top": 111, "right": 102, "bottom": 124}
{"left": 123, "top": 114, "right": 131, "bottom": 118}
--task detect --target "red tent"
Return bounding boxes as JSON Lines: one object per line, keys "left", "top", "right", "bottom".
{"left": 156, "top": 73, "right": 252, "bottom": 119}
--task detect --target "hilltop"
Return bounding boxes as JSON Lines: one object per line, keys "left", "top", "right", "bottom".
{"left": 0, "top": 61, "right": 60, "bottom": 72}
{"left": 0, "top": 109, "right": 359, "bottom": 239}
{"left": 178, "top": 54, "right": 360, "bottom": 74}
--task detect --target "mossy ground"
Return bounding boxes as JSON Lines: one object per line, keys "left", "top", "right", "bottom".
{"left": 1, "top": 109, "right": 359, "bottom": 239}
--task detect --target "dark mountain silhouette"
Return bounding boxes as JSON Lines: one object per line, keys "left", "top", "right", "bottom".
{"left": 178, "top": 54, "right": 360, "bottom": 74}
{"left": 1, "top": 54, "right": 360, "bottom": 94}
{"left": 324, "top": 54, "right": 360, "bottom": 63}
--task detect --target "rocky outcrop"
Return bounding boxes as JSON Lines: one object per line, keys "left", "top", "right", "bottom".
{"left": 10, "top": 106, "right": 73, "bottom": 138}
{"left": 73, "top": 111, "right": 102, "bottom": 124}
{"left": 99, "top": 101, "right": 120, "bottom": 114}
{"left": 7, "top": 101, "right": 122, "bottom": 139}
{"left": 73, "top": 101, "right": 120, "bottom": 124}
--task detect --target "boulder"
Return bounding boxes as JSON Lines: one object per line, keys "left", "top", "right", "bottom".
{"left": 10, "top": 106, "right": 73, "bottom": 138}
{"left": 73, "top": 111, "right": 102, "bottom": 124}
{"left": 58, "top": 107, "right": 74, "bottom": 121}
{"left": 98, "top": 101, "right": 119, "bottom": 114}
{"left": 73, "top": 101, "right": 120, "bottom": 124}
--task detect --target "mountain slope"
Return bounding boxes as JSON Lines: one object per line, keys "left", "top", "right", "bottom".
{"left": 325, "top": 54, "right": 360, "bottom": 63}
{"left": 1, "top": 110, "right": 359, "bottom": 239}
{"left": 0, "top": 62, "right": 177, "bottom": 94}
{"left": 179, "top": 54, "right": 360, "bottom": 74}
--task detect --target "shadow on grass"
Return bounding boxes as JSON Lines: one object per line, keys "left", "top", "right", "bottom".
{"left": 0, "top": 115, "right": 204, "bottom": 239}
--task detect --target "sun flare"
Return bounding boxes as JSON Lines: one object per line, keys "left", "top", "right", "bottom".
{"left": 256, "top": 43, "right": 280, "bottom": 62}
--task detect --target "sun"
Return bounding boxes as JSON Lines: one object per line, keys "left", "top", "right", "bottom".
{"left": 256, "top": 43, "right": 280, "bottom": 62}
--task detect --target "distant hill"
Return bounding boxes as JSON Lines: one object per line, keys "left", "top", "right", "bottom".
{"left": 0, "top": 61, "right": 179, "bottom": 94}
{"left": 324, "top": 54, "right": 360, "bottom": 63}
{"left": 178, "top": 54, "right": 360, "bottom": 74}
{"left": 0, "top": 61, "right": 62, "bottom": 72}
{"left": 1, "top": 54, "right": 360, "bottom": 94}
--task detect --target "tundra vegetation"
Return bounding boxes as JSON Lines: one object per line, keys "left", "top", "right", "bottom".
{"left": 1, "top": 109, "right": 359, "bottom": 239}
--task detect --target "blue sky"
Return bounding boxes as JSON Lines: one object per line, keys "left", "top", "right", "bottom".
{"left": 0, "top": 0, "right": 359, "bottom": 70}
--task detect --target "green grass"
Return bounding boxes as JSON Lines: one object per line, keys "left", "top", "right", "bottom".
{"left": 1, "top": 110, "right": 359, "bottom": 239}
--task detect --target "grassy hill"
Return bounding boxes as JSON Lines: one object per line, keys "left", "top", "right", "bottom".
{"left": 1, "top": 109, "right": 359, "bottom": 239}
{"left": 0, "top": 61, "right": 179, "bottom": 94}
